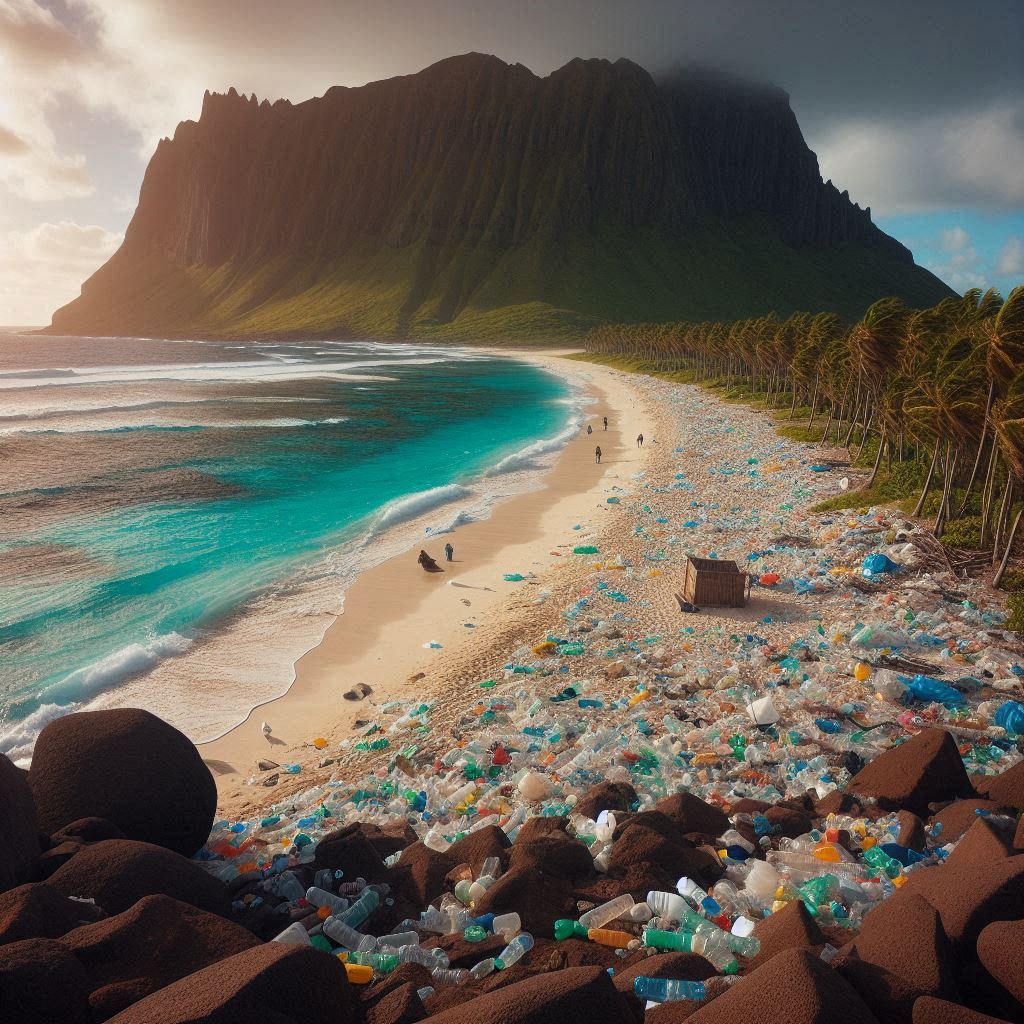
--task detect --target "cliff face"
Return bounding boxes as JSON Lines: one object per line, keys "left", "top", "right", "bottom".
{"left": 50, "top": 54, "right": 952, "bottom": 339}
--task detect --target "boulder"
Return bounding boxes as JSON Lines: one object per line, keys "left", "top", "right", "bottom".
{"left": 847, "top": 730, "right": 974, "bottom": 817}
{"left": 312, "top": 823, "right": 389, "bottom": 881}
{"left": 28, "top": 709, "right": 216, "bottom": 857}
{"left": 977, "top": 919, "right": 1024, "bottom": 1004}
{"left": 929, "top": 801, "right": 1012, "bottom": 844}
{"left": 0, "top": 882, "right": 104, "bottom": 946}
{"left": 608, "top": 814, "right": 721, "bottom": 889}
{"left": 974, "top": 760, "right": 1024, "bottom": 811}
{"left": 683, "top": 948, "right": 879, "bottom": 1024}
{"left": 389, "top": 843, "right": 455, "bottom": 909}
{"left": 610, "top": 951, "right": 715, "bottom": 995}
{"left": 359, "top": 980, "right": 426, "bottom": 1024}
{"left": 763, "top": 804, "right": 813, "bottom": 839}
{"left": 847, "top": 892, "right": 957, "bottom": 999}
{"left": 47, "top": 840, "right": 230, "bottom": 917}
{"left": 653, "top": 793, "right": 729, "bottom": 840}
{"left": 0, "top": 937, "right": 92, "bottom": 1024}
{"left": 912, "top": 995, "right": 1014, "bottom": 1023}
{"left": 51, "top": 818, "right": 126, "bottom": 845}
{"left": 835, "top": 955, "right": 923, "bottom": 1024}
{"left": 472, "top": 868, "right": 577, "bottom": 937}
{"left": 63, "top": 894, "right": 260, "bottom": 1020}
{"left": 946, "top": 818, "right": 1016, "bottom": 867}
{"left": 746, "top": 900, "right": 825, "bottom": 970}
{"left": 507, "top": 832, "right": 593, "bottom": 882}
{"left": 513, "top": 816, "right": 568, "bottom": 844}
{"left": 0, "top": 754, "right": 40, "bottom": 892}
{"left": 445, "top": 825, "right": 511, "bottom": 875}
{"left": 903, "top": 855, "right": 1024, "bottom": 949}
{"left": 105, "top": 942, "right": 352, "bottom": 1023}
{"left": 574, "top": 781, "right": 638, "bottom": 820}
{"left": 897, "top": 811, "right": 928, "bottom": 852}
{"left": 416, "top": 965, "right": 633, "bottom": 1024}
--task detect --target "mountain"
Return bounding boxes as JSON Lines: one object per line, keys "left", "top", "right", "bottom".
{"left": 48, "top": 54, "right": 953, "bottom": 341}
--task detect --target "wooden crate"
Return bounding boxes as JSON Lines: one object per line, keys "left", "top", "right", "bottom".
{"left": 681, "top": 556, "right": 748, "bottom": 608}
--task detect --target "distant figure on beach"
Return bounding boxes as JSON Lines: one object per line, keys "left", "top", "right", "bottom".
{"left": 444, "top": 542, "right": 454, "bottom": 562}
{"left": 637, "top": 433, "right": 644, "bottom": 447}
{"left": 603, "top": 416, "right": 608, "bottom": 430}
{"left": 417, "top": 549, "right": 443, "bottom": 572}
{"left": 587, "top": 424, "right": 593, "bottom": 435}
{"left": 261, "top": 721, "right": 272, "bottom": 740}
{"left": 595, "top": 445, "right": 602, "bottom": 464}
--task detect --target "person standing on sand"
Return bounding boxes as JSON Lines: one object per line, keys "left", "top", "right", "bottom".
{"left": 595, "top": 445, "right": 602, "bottom": 464}
{"left": 444, "top": 542, "right": 454, "bottom": 562}
{"left": 637, "top": 433, "right": 644, "bottom": 447}
{"left": 603, "top": 416, "right": 608, "bottom": 430}
{"left": 587, "top": 424, "right": 593, "bottom": 435}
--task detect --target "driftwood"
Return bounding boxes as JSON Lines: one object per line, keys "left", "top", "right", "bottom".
{"left": 877, "top": 653, "right": 945, "bottom": 676}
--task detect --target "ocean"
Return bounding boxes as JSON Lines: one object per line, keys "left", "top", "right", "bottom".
{"left": 0, "top": 335, "right": 577, "bottom": 763}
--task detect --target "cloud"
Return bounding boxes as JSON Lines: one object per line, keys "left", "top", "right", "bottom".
{"left": 926, "top": 225, "right": 986, "bottom": 292}
{"left": 0, "top": 220, "right": 121, "bottom": 325}
{"left": 997, "top": 235, "right": 1024, "bottom": 277}
{"left": 0, "top": 124, "right": 29, "bottom": 154}
{"left": 815, "top": 104, "right": 1024, "bottom": 216}
{"left": 939, "top": 226, "right": 972, "bottom": 252}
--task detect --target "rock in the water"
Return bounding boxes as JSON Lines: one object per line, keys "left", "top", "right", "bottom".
{"left": 847, "top": 729, "right": 974, "bottom": 817}
{"left": 0, "top": 883, "right": 104, "bottom": 946}
{"left": 47, "top": 840, "right": 230, "bottom": 917}
{"left": 104, "top": 942, "right": 352, "bottom": 1024}
{"left": 28, "top": 709, "right": 216, "bottom": 857}
{"left": 0, "top": 754, "right": 40, "bottom": 893}
{"left": 63, "top": 894, "right": 260, "bottom": 1020}
{"left": 0, "top": 937, "right": 92, "bottom": 1024}
{"left": 416, "top": 964, "right": 632, "bottom": 1024}
{"left": 976, "top": 919, "right": 1024, "bottom": 1005}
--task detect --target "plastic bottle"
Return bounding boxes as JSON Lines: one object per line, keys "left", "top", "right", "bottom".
{"left": 468, "top": 957, "right": 496, "bottom": 980}
{"left": 343, "top": 963, "right": 374, "bottom": 985}
{"left": 271, "top": 922, "right": 311, "bottom": 945}
{"left": 494, "top": 932, "right": 535, "bottom": 970}
{"left": 634, "top": 977, "right": 707, "bottom": 1002}
{"left": 588, "top": 928, "right": 635, "bottom": 948}
{"left": 578, "top": 893, "right": 635, "bottom": 929}
{"left": 305, "top": 887, "right": 349, "bottom": 915}
{"left": 491, "top": 912, "right": 521, "bottom": 937}
{"left": 337, "top": 888, "right": 380, "bottom": 928}
{"left": 431, "top": 967, "right": 470, "bottom": 985}
{"left": 322, "top": 917, "right": 369, "bottom": 950}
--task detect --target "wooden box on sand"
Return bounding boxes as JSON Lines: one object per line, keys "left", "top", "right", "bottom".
{"left": 680, "top": 556, "right": 750, "bottom": 608}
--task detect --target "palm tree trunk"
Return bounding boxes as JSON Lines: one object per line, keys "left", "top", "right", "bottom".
{"left": 980, "top": 444, "right": 1000, "bottom": 549}
{"left": 993, "top": 477, "right": 1014, "bottom": 567}
{"left": 806, "top": 375, "right": 819, "bottom": 429}
{"left": 856, "top": 409, "right": 875, "bottom": 461}
{"left": 993, "top": 507, "right": 1022, "bottom": 588}
{"left": 821, "top": 403, "right": 834, "bottom": 444}
{"left": 867, "top": 427, "right": 887, "bottom": 487}
{"left": 958, "top": 381, "right": 994, "bottom": 516}
{"left": 934, "top": 446, "right": 960, "bottom": 538}
{"left": 913, "top": 438, "right": 943, "bottom": 517}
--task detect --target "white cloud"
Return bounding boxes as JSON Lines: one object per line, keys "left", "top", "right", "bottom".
{"left": 814, "top": 104, "right": 1024, "bottom": 216}
{"left": 997, "top": 235, "right": 1024, "bottom": 277}
{"left": 938, "top": 226, "right": 971, "bottom": 252}
{"left": 0, "top": 221, "right": 122, "bottom": 325}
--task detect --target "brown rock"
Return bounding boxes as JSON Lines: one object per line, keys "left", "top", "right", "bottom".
{"left": 974, "top": 760, "right": 1024, "bottom": 811}
{"left": 513, "top": 816, "right": 568, "bottom": 844}
{"left": 929, "top": 801, "right": 1012, "bottom": 844}
{"left": 507, "top": 832, "right": 593, "bottom": 882}
{"left": 574, "top": 781, "right": 638, "bottom": 820}
{"left": 912, "top": 995, "right": 1014, "bottom": 1023}
{"left": 903, "top": 855, "right": 1024, "bottom": 949}
{"left": 359, "top": 980, "right": 426, "bottom": 1024}
{"left": 608, "top": 813, "right": 722, "bottom": 889}
{"left": 0, "top": 882, "right": 104, "bottom": 946}
{"left": 51, "top": 818, "right": 126, "bottom": 845}
{"left": 1015, "top": 817, "right": 1024, "bottom": 853}
{"left": 682, "top": 948, "right": 878, "bottom": 1024}
{"left": 28, "top": 709, "right": 216, "bottom": 857}
{"left": 47, "top": 840, "right": 230, "bottom": 917}
{"left": 847, "top": 892, "right": 957, "bottom": 999}
{"left": 417, "top": 964, "right": 633, "bottom": 1024}
{"left": 653, "top": 793, "right": 729, "bottom": 840}
{"left": 835, "top": 956, "right": 923, "bottom": 1024}
{"left": 64, "top": 894, "right": 260, "bottom": 1020}
{"left": 312, "top": 823, "right": 389, "bottom": 881}
{"left": 446, "top": 825, "right": 511, "bottom": 875}
{"left": 423, "top": 930, "right": 507, "bottom": 969}
{"left": 0, "top": 937, "right": 92, "bottom": 1023}
{"left": 764, "top": 805, "right": 813, "bottom": 839}
{"left": 897, "top": 811, "right": 928, "bottom": 852}
{"left": 389, "top": 842, "right": 455, "bottom": 909}
{"left": 847, "top": 730, "right": 974, "bottom": 817}
{"left": 105, "top": 942, "right": 352, "bottom": 1023}
{"left": 946, "top": 818, "right": 1016, "bottom": 867}
{"left": 35, "top": 840, "right": 82, "bottom": 879}
{"left": 611, "top": 951, "right": 715, "bottom": 995}
{"left": 977, "top": 919, "right": 1024, "bottom": 1004}
{"left": 815, "top": 791, "right": 887, "bottom": 821}
{"left": 0, "top": 754, "right": 40, "bottom": 893}
{"left": 473, "top": 868, "right": 576, "bottom": 937}
{"left": 747, "top": 900, "right": 825, "bottom": 970}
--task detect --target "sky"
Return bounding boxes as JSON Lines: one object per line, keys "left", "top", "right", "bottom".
{"left": 1, "top": 0, "right": 1022, "bottom": 326}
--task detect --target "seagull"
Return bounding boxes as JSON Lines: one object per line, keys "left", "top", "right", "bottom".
{"left": 261, "top": 721, "right": 272, "bottom": 739}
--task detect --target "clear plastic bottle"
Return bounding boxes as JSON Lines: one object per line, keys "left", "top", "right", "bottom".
{"left": 305, "top": 887, "right": 349, "bottom": 915}
{"left": 634, "top": 977, "right": 707, "bottom": 1002}
{"left": 322, "top": 917, "right": 369, "bottom": 950}
{"left": 578, "top": 893, "right": 634, "bottom": 929}
{"left": 494, "top": 932, "right": 534, "bottom": 970}
{"left": 431, "top": 967, "right": 469, "bottom": 986}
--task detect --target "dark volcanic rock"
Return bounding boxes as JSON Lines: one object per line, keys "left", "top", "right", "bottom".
{"left": 0, "top": 883, "right": 104, "bottom": 945}
{"left": 417, "top": 964, "right": 632, "bottom": 1024}
{"left": 0, "top": 937, "right": 92, "bottom": 1024}
{"left": 312, "top": 823, "right": 389, "bottom": 881}
{"left": 847, "top": 730, "right": 975, "bottom": 817}
{"left": 0, "top": 754, "right": 40, "bottom": 892}
{"left": 51, "top": 818, "right": 127, "bottom": 845}
{"left": 104, "top": 942, "right": 352, "bottom": 1024}
{"left": 28, "top": 709, "right": 216, "bottom": 857}
{"left": 47, "top": 840, "right": 231, "bottom": 917}
{"left": 63, "top": 894, "right": 260, "bottom": 1020}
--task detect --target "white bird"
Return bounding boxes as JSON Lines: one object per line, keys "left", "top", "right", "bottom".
{"left": 261, "top": 721, "right": 272, "bottom": 739}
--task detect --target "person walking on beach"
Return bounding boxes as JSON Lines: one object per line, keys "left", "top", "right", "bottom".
{"left": 587, "top": 424, "right": 593, "bottom": 435}
{"left": 444, "top": 542, "right": 454, "bottom": 562}
{"left": 637, "top": 433, "right": 644, "bottom": 447}
{"left": 595, "top": 445, "right": 602, "bottom": 464}
{"left": 603, "top": 416, "right": 608, "bottom": 430}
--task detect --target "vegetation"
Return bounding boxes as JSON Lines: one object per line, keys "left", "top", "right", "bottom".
{"left": 583, "top": 285, "right": 1024, "bottom": 589}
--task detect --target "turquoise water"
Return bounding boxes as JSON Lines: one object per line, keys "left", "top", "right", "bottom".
{"left": 0, "top": 339, "right": 572, "bottom": 757}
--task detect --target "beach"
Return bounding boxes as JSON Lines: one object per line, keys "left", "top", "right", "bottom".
{"left": 202, "top": 353, "right": 658, "bottom": 808}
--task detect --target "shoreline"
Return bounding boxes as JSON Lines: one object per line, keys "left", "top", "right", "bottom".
{"left": 201, "top": 353, "right": 656, "bottom": 804}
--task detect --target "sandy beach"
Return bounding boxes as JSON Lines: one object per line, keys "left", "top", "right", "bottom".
{"left": 202, "top": 353, "right": 658, "bottom": 806}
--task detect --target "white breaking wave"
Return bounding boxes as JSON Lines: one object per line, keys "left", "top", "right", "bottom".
{"left": 0, "top": 702, "right": 82, "bottom": 766}
{"left": 370, "top": 484, "right": 475, "bottom": 534}
{"left": 486, "top": 421, "right": 581, "bottom": 475}
{"left": 0, "top": 416, "right": 349, "bottom": 436}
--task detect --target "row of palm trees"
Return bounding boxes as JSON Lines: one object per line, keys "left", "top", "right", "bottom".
{"left": 585, "top": 285, "right": 1024, "bottom": 587}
